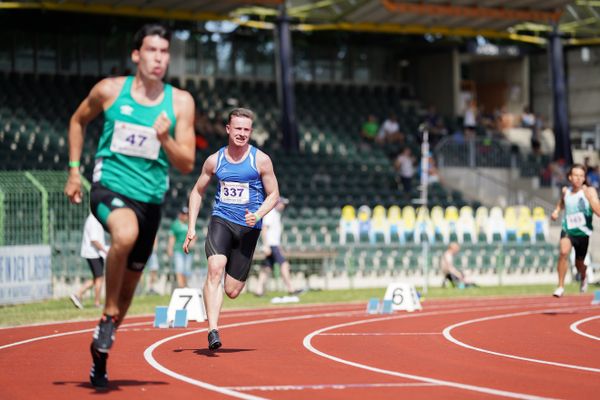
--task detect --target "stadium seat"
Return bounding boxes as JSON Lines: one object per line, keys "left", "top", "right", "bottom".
{"left": 516, "top": 206, "right": 535, "bottom": 242}
{"left": 532, "top": 206, "right": 549, "bottom": 242}
{"left": 487, "top": 206, "right": 506, "bottom": 243}
{"left": 402, "top": 206, "right": 416, "bottom": 243}
{"left": 369, "top": 205, "right": 389, "bottom": 244}
{"left": 339, "top": 205, "right": 359, "bottom": 244}
{"left": 414, "top": 206, "right": 434, "bottom": 244}
{"left": 387, "top": 205, "right": 404, "bottom": 244}
{"left": 357, "top": 205, "right": 372, "bottom": 243}
{"left": 475, "top": 206, "right": 489, "bottom": 242}
{"left": 504, "top": 206, "right": 518, "bottom": 242}
{"left": 457, "top": 206, "right": 476, "bottom": 243}
{"left": 430, "top": 205, "right": 447, "bottom": 243}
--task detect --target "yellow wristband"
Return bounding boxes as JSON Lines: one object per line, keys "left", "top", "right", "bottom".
{"left": 254, "top": 212, "right": 261, "bottom": 222}
{"left": 69, "top": 161, "right": 81, "bottom": 168}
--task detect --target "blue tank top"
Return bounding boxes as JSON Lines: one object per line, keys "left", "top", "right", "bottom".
{"left": 212, "top": 146, "right": 265, "bottom": 229}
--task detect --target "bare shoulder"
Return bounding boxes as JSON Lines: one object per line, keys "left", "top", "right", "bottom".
{"left": 93, "top": 77, "right": 126, "bottom": 100}
{"left": 256, "top": 149, "right": 274, "bottom": 171}
{"left": 203, "top": 152, "right": 219, "bottom": 172}
{"left": 172, "top": 87, "right": 195, "bottom": 108}
{"left": 584, "top": 185, "right": 599, "bottom": 200}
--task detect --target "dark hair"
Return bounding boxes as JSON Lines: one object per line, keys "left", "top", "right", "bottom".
{"left": 568, "top": 163, "right": 586, "bottom": 176}
{"left": 228, "top": 108, "right": 255, "bottom": 124}
{"left": 132, "top": 24, "right": 171, "bottom": 50}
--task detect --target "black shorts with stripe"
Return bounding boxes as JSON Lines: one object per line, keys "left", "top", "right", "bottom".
{"left": 205, "top": 216, "right": 260, "bottom": 282}
{"left": 90, "top": 183, "right": 161, "bottom": 271}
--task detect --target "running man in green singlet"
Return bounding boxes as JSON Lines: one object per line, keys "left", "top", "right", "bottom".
{"left": 64, "top": 24, "right": 196, "bottom": 389}
{"left": 550, "top": 164, "right": 600, "bottom": 298}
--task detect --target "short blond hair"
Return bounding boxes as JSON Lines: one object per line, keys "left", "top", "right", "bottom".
{"left": 228, "top": 108, "right": 255, "bottom": 123}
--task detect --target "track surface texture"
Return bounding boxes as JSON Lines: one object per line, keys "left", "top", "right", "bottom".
{"left": 1, "top": 295, "right": 599, "bottom": 399}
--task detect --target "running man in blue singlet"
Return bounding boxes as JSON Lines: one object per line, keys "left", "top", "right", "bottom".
{"left": 64, "top": 24, "right": 196, "bottom": 388}
{"left": 551, "top": 164, "right": 600, "bottom": 297}
{"left": 184, "top": 108, "right": 280, "bottom": 350}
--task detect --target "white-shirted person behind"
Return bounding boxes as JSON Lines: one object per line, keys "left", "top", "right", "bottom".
{"left": 71, "top": 213, "right": 109, "bottom": 309}
{"left": 255, "top": 197, "right": 302, "bottom": 296}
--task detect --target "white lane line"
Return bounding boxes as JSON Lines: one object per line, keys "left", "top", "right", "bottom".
{"left": 144, "top": 300, "right": 582, "bottom": 400}
{"left": 143, "top": 309, "right": 361, "bottom": 400}
{"left": 443, "top": 307, "right": 600, "bottom": 373}
{"left": 0, "top": 321, "right": 151, "bottom": 350}
{"left": 225, "top": 382, "right": 439, "bottom": 391}
{"left": 570, "top": 315, "right": 600, "bottom": 341}
{"left": 303, "top": 315, "right": 560, "bottom": 400}
{"left": 319, "top": 332, "right": 441, "bottom": 336}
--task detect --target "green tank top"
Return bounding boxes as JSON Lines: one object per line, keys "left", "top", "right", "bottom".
{"left": 94, "top": 76, "right": 176, "bottom": 204}
{"left": 562, "top": 187, "right": 593, "bottom": 237}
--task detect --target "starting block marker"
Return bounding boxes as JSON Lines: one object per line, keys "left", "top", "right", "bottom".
{"left": 172, "top": 309, "right": 188, "bottom": 328}
{"left": 381, "top": 299, "right": 394, "bottom": 314}
{"left": 167, "top": 288, "right": 207, "bottom": 325}
{"left": 367, "top": 298, "right": 380, "bottom": 314}
{"left": 592, "top": 290, "right": 600, "bottom": 305}
{"left": 384, "top": 282, "right": 422, "bottom": 312}
{"left": 154, "top": 306, "right": 169, "bottom": 328}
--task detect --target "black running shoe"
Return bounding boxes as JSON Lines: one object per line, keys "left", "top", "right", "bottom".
{"left": 208, "top": 329, "right": 222, "bottom": 350}
{"left": 92, "top": 315, "right": 117, "bottom": 353}
{"left": 90, "top": 342, "right": 109, "bottom": 389}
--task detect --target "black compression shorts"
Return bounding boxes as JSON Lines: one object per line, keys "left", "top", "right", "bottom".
{"left": 205, "top": 216, "right": 261, "bottom": 282}
{"left": 560, "top": 230, "right": 589, "bottom": 261}
{"left": 90, "top": 183, "right": 161, "bottom": 271}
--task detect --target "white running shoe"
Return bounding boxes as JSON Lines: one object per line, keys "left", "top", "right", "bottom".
{"left": 580, "top": 276, "right": 588, "bottom": 293}
{"left": 70, "top": 294, "right": 84, "bottom": 309}
{"left": 552, "top": 287, "right": 564, "bottom": 298}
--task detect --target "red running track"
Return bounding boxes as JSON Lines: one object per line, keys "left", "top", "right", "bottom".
{"left": 1, "top": 295, "right": 599, "bottom": 399}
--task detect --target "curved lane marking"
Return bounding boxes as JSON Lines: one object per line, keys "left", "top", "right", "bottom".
{"left": 0, "top": 299, "right": 586, "bottom": 399}
{"left": 303, "top": 314, "right": 558, "bottom": 400}
{"left": 570, "top": 315, "right": 600, "bottom": 341}
{"left": 442, "top": 307, "right": 600, "bottom": 373}
{"left": 145, "top": 303, "right": 562, "bottom": 399}
{"left": 143, "top": 309, "right": 363, "bottom": 400}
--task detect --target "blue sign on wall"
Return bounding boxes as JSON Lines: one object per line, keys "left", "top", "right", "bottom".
{"left": 0, "top": 245, "right": 53, "bottom": 305}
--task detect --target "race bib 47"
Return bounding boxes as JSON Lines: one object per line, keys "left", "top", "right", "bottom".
{"left": 110, "top": 120, "right": 161, "bottom": 160}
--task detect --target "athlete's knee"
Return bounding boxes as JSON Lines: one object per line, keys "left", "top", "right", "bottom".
{"left": 111, "top": 224, "right": 139, "bottom": 250}
{"left": 225, "top": 286, "right": 242, "bottom": 299}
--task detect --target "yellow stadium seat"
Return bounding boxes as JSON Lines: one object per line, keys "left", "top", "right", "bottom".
{"left": 370, "top": 205, "right": 389, "bottom": 244}
{"left": 339, "top": 205, "right": 358, "bottom": 244}
{"left": 387, "top": 205, "right": 405, "bottom": 244}
{"left": 402, "top": 206, "right": 416, "bottom": 242}
{"left": 415, "top": 206, "right": 434, "bottom": 243}
{"left": 504, "top": 206, "right": 518, "bottom": 241}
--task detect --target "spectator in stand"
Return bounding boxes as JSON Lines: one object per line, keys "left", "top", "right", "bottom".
{"left": 394, "top": 147, "right": 415, "bottom": 193}
{"left": 377, "top": 113, "right": 404, "bottom": 145}
{"left": 70, "top": 214, "right": 109, "bottom": 309}
{"left": 360, "top": 114, "right": 379, "bottom": 146}
{"left": 427, "top": 156, "right": 442, "bottom": 185}
{"left": 463, "top": 99, "right": 478, "bottom": 138}
{"left": 422, "top": 105, "right": 447, "bottom": 146}
{"left": 440, "top": 242, "right": 475, "bottom": 288}
{"left": 521, "top": 105, "right": 539, "bottom": 150}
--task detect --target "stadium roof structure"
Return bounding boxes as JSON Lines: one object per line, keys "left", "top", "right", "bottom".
{"left": 1, "top": 0, "right": 599, "bottom": 45}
